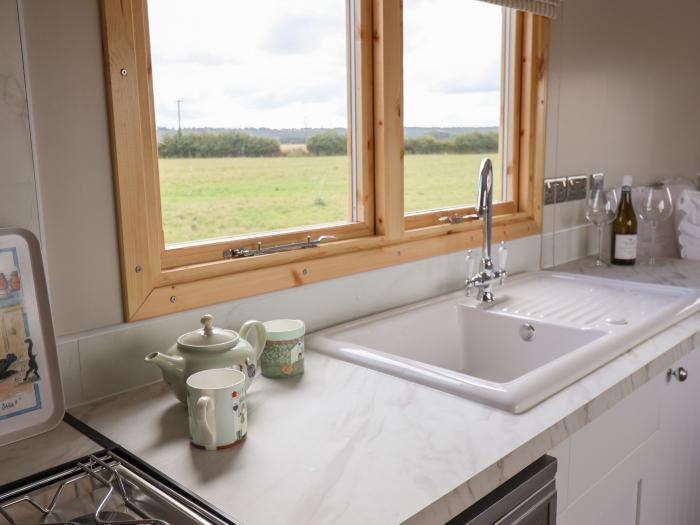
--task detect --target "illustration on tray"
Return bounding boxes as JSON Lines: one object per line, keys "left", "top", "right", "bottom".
{"left": 0, "top": 246, "right": 41, "bottom": 420}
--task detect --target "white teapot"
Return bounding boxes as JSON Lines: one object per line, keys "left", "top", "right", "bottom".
{"left": 145, "top": 314, "right": 266, "bottom": 403}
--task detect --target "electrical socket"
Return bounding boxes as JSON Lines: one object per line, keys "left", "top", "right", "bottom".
{"left": 544, "top": 175, "right": 589, "bottom": 205}
{"left": 567, "top": 175, "right": 588, "bottom": 201}
{"left": 544, "top": 178, "right": 567, "bottom": 205}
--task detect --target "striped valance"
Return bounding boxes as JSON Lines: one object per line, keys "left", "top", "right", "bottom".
{"left": 477, "top": 0, "right": 561, "bottom": 18}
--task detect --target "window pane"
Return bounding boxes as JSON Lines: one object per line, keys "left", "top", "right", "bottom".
{"left": 403, "top": 0, "right": 504, "bottom": 214}
{"left": 148, "top": 0, "right": 352, "bottom": 245}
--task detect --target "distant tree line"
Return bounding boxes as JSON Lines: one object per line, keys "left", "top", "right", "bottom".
{"left": 157, "top": 125, "right": 497, "bottom": 143}
{"left": 404, "top": 132, "right": 498, "bottom": 155}
{"left": 158, "top": 130, "right": 498, "bottom": 158}
{"left": 158, "top": 131, "right": 280, "bottom": 158}
{"left": 157, "top": 126, "right": 348, "bottom": 145}
{"left": 306, "top": 131, "right": 347, "bottom": 156}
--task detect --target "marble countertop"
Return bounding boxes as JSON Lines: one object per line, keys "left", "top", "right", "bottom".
{"left": 554, "top": 256, "right": 700, "bottom": 287}
{"left": 65, "top": 258, "right": 700, "bottom": 525}
{"left": 0, "top": 422, "right": 101, "bottom": 487}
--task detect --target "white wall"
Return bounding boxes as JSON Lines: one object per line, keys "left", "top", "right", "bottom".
{"left": 3, "top": 0, "right": 700, "bottom": 405}
{"left": 541, "top": 0, "right": 700, "bottom": 266}
{"left": 0, "top": 0, "right": 39, "bottom": 238}
{"left": 546, "top": 0, "right": 700, "bottom": 186}
{"left": 20, "top": 0, "right": 123, "bottom": 335}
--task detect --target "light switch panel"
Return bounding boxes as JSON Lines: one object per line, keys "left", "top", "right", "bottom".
{"left": 567, "top": 175, "right": 588, "bottom": 201}
{"left": 544, "top": 178, "right": 567, "bottom": 205}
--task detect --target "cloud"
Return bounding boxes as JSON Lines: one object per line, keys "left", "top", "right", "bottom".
{"left": 152, "top": 50, "right": 240, "bottom": 67}
{"left": 432, "top": 71, "right": 500, "bottom": 94}
{"left": 147, "top": 0, "right": 504, "bottom": 129}
{"left": 249, "top": 82, "right": 341, "bottom": 110}
{"left": 262, "top": 15, "right": 329, "bottom": 55}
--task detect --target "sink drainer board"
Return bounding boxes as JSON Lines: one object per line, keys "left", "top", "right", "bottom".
{"left": 307, "top": 272, "right": 700, "bottom": 413}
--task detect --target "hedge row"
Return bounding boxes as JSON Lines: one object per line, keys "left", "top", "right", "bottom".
{"left": 306, "top": 131, "right": 347, "bottom": 155}
{"left": 158, "top": 131, "right": 281, "bottom": 158}
{"left": 158, "top": 130, "right": 498, "bottom": 158}
{"left": 404, "top": 132, "right": 498, "bottom": 155}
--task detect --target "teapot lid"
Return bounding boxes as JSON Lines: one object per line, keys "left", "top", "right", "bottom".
{"left": 177, "top": 314, "right": 239, "bottom": 351}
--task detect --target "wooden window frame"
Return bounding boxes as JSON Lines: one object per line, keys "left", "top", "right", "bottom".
{"left": 403, "top": 10, "right": 518, "bottom": 231}
{"left": 100, "top": 0, "right": 548, "bottom": 322}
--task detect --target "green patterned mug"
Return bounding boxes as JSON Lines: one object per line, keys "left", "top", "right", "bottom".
{"left": 261, "top": 319, "right": 305, "bottom": 378}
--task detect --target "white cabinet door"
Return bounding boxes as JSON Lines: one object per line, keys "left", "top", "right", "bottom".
{"left": 639, "top": 347, "right": 700, "bottom": 525}
{"left": 554, "top": 347, "right": 700, "bottom": 525}
{"left": 557, "top": 421, "right": 664, "bottom": 525}
{"left": 558, "top": 442, "right": 648, "bottom": 525}
{"left": 567, "top": 371, "right": 661, "bottom": 502}
{"left": 556, "top": 369, "right": 665, "bottom": 525}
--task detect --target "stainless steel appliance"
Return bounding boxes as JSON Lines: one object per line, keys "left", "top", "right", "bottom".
{"left": 0, "top": 450, "right": 235, "bottom": 525}
{"left": 446, "top": 455, "right": 557, "bottom": 525}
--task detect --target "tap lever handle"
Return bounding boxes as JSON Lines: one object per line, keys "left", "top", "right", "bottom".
{"left": 465, "top": 250, "right": 476, "bottom": 296}
{"left": 465, "top": 249, "right": 476, "bottom": 278}
{"left": 498, "top": 242, "right": 508, "bottom": 272}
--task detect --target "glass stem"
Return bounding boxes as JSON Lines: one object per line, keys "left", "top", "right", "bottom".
{"left": 597, "top": 225, "right": 604, "bottom": 266}
{"left": 650, "top": 223, "right": 657, "bottom": 265}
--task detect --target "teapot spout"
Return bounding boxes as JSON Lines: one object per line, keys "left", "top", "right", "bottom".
{"left": 145, "top": 352, "right": 184, "bottom": 378}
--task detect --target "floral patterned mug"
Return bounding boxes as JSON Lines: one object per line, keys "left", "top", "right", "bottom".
{"left": 186, "top": 368, "right": 248, "bottom": 450}
{"left": 261, "top": 319, "right": 305, "bottom": 378}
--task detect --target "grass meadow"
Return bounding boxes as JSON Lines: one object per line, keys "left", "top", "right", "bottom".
{"left": 159, "top": 153, "right": 502, "bottom": 244}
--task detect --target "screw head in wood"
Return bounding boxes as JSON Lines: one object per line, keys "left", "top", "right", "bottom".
{"left": 120, "top": 68, "right": 128, "bottom": 77}
{"left": 135, "top": 265, "right": 142, "bottom": 273}
{"left": 302, "top": 268, "right": 308, "bottom": 276}
{"left": 170, "top": 296, "right": 177, "bottom": 303}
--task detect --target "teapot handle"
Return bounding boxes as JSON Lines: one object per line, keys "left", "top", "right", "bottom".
{"left": 239, "top": 320, "right": 267, "bottom": 363}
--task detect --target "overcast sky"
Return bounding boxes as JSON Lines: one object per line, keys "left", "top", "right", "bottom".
{"left": 147, "top": 0, "right": 502, "bottom": 130}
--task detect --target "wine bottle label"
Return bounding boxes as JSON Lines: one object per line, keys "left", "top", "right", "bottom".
{"left": 614, "top": 234, "right": 637, "bottom": 260}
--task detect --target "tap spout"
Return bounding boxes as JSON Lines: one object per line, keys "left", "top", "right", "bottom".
{"left": 465, "top": 157, "right": 506, "bottom": 303}
{"left": 477, "top": 158, "right": 493, "bottom": 263}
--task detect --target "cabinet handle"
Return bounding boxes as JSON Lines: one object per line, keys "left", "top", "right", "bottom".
{"left": 667, "top": 367, "right": 689, "bottom": 382}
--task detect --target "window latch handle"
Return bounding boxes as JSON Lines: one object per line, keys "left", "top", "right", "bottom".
{"left": 438, "top": 213, "right": 480, "bottom": 225}
{"left": 224, "top": 235, "right": 336, "bottom": 259}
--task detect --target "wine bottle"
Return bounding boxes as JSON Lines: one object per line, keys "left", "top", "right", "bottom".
{"left": 611, "top": 176, "right": 638, "bottom": 265}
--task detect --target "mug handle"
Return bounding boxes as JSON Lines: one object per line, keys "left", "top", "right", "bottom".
{"left": 195, "top": 396, "right": 216, "bottom": 451}
{"left": 239, "top": 320, "right": 267, "bottom": 363}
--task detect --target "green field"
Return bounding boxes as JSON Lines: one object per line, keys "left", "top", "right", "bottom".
{"left": 159, "top": 153, "right": 502, "bottom": 244}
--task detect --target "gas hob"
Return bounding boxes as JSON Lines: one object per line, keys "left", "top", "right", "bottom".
{"left": 0, "top": 451, "right": 234, "bottom": 525}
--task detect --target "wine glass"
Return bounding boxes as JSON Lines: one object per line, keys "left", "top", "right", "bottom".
{"left": 638, "top": 183, "right": 673, "bottom": 265}
{"left": 585, "top": 175, "right": 618, "bottom": 267}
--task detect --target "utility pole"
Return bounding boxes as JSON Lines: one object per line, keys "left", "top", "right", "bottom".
{"left": 176, "top": 99, "right": 183, "bottom": 137}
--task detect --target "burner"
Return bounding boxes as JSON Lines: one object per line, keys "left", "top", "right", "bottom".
{"left": 0, "top": 452, "right": 230, "bottom": 524}
{"left": 71, "top": 511, "right": 133, "bottom": 525}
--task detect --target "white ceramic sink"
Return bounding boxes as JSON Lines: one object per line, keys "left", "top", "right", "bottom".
{"left": 307, "top": 272, "right": 700, "bottom": 412}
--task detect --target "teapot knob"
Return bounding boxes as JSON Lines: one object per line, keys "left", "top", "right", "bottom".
{"left": 201, "top": 314, "right": 214, "bottom": 335}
